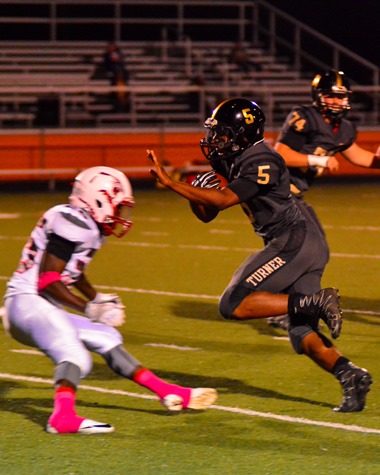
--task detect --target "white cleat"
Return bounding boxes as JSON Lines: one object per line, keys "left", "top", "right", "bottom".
{"left": 186, "top": 388, "right": 218, "bottom": 410}
{"left": 161, "top": 388, "right": 218, "bottom": 412}
{"left": 46, "top": 418, "right": 114, "bottom": 434}
{"left": 161, "top": 394, "right": 184, "bottom": 412}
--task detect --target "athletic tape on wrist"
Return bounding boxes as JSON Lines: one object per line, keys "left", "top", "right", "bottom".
{"left": 307, "top": 155, "right": 329, "bottom": 168}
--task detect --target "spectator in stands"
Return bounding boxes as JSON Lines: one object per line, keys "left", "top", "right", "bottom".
{"left": 228, "top": 41, "right": 261, "bottom": 73}
{"left": 103, "top": 41, "right": 129, "bottom": 111}
{"left": 103, "top": 41, "right": 128, "bottom": 84}
{"left": 2, "top": 166, "right": 217, "bottom": 434}
{"left": 268, "top": 69, "right": 380, "bottom": 330}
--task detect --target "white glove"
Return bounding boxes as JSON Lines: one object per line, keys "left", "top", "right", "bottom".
{"left": 85, "top": 292, "right": 126, "bottom": 327}
{"left": 191, "top": 170, "right": 221, "bottom": 188}
{"left": 92, "top": 292, "right": 123, "bottom": 305}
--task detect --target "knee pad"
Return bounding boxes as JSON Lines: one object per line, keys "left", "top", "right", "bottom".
{"left": 103, "top": 344, "right": 141, "bottom": 379}
{"left": 54, "top": 361, "right": 84, "bottom": 387}
{"left": 288, "top": 325, "right": 313, "bottom": 354}
{"left": 55, "top": 350, "right": 93, "bottom": 380}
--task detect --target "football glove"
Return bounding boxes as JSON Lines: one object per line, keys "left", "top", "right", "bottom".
{"left": 85, "top": 292, "right": 126, "bottom": 327}
{"left": 191, "top": 170, "right": 221, "bottom": 189}
{"left": 92, "top": 292, "right": 123, "bottom": 305}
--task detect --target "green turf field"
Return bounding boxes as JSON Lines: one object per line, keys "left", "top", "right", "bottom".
{"left": 0, "top": 178, "right": 379, "bottom": 475}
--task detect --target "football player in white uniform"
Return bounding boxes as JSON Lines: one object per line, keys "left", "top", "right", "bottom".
{"left": 3, "top": 166, "right": 217, "bottom": 434}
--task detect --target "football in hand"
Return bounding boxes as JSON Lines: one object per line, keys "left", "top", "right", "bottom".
{"left": 190, "top": 170, "right": 229, "bottom": 189}
{"left": 213, "top": 171, "right": 228, "bottom": 189}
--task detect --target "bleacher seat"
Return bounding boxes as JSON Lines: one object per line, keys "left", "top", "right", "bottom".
{"left": 0, "top": 40, "right": 363, "bottom": 128}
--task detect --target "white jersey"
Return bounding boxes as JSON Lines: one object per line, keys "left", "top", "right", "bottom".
{"left": 6, "top": 204, "right": 104, "bottom": 298}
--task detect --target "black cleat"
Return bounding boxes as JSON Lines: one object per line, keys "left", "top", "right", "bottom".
{"left": 334, "top": 363, "right": 372, "bottom": 413}
{"left": 296, "top": 288, "right": 342, "bottom": 339}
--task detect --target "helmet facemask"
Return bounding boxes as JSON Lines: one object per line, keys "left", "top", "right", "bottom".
{"left": 311, "top": 70, "right": 352, "bottom": 121}
{"left": 98, "top": 197, "right": 134, "bottom": 238}
{"left": 200, "top": 118, "right": 246, "bottom": 161}
{"left": 316, "top": 91, "right": 351, "bottom": 120}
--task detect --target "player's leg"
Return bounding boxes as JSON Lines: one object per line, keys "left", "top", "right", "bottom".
{"left": 267, "top": 197, "right": 329, "bottom": 330}
{"left": 287, "top": 273, "right": 372, "bottom": 412}
{"left": 219, "top": 221, "right": 332, "bottom": 322}
{"left": 288, "top": 321, "right": 372, "bottom": 412}
{"left": 73, "top": 316, "right": 217, "bottom": 412}
{"left": 218, "top": 230, "right": 297, "bottom": 320}
{"left": 4, "top": 295, "right": 113, "bottom": 434}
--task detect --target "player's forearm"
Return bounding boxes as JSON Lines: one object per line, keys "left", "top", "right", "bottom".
{"left": 73, "top": 274, "right": 97, "bottom": 301}
{"left": 275, "top": 143, "right": 309, "bottom": 167}
{"left": 342, "top": 143, "right": 378, "bottom": 168}
{"left": 40, "top": 280, "right": 88, "bottom": 313}
{"left": 165, "top": 176, "right": 230, "bottom": 209}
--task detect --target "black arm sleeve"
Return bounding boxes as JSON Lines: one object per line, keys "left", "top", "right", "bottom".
{"left": 46, "top": 233, "right": 76, "bottom": 262}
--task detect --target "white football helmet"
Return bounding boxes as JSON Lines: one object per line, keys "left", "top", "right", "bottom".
{"left": 69, "top": 166, "right": 134, "bottom": 238}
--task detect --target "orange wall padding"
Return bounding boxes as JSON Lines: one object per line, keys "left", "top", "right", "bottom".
{"left": 0, "top": 130, "right": 379, "bottom": 181}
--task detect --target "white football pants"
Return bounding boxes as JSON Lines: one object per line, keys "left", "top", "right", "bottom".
{"left": 3, "top": 294, "right": 123, "bottom": 378}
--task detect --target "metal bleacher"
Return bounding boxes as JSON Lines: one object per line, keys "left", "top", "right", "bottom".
{"left": 0, "top": 0, "right": 378, "bottom": 129}
{"left": 0, "top": 39, "right": 311, "bottom": 128}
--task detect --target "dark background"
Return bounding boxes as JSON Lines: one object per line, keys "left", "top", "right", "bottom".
{"left": 264, "top": 0, "right": 379, "bottom": 64}
{"left": 0, "top": 1, "right": 378, "bottom": 66}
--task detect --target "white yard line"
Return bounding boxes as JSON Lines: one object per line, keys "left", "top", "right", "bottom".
{"left": 1, "top": 275, "right": 380, "bottom": 316}
{"left": 2, "top": 232, "right": 380, "bottom": 257}
{"left": 0, "top": 372, "right": 378, "bottom": 435}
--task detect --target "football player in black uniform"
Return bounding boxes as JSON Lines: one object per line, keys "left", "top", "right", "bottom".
{"left": 148, "top": 97, "right": 372, "bottom": 412}
{"left": 275, "top": 69, "right": 380, "bottom": 193}
{"left": 268, "top": 70, "right": 380, "bottom": 330}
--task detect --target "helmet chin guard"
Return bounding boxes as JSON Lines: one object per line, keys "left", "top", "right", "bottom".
{"left": 200, "top": 98, "right": 265, "bottom": 161}
{"left": 69, "top": 166, "right": 134, "bottom": 238}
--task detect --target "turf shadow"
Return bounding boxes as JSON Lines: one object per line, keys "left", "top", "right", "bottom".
{"left": 169, "top": 299, "right": 287, "bottom": 337}
{"left": 150, "top": 369, "right": 334, "bottom": 409}
{"left": 340, "top": 296, "right": 380, "bottom": 327}
{"left": 169, "top": 300, "right": 220, "bottom": 322}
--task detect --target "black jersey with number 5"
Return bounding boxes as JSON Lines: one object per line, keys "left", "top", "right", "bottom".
{"left": 211, "top": 140, "right": 304, "bottom": 241}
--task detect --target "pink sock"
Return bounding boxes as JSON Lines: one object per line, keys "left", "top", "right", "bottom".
{"left": 48, "top": 388, "right": 85, "bottom": 433}
{"left": 133, "top": 368, "right": 191, "bottom": 408}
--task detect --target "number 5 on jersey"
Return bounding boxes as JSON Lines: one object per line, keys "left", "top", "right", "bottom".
{"left": 258, "top": 165, "right": 270, "bottom": 184}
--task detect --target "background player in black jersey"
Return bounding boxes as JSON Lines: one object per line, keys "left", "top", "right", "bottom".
{"left": 268, "top": 69, "right": 380, "bottom": 331}
{"left": 148, "top": 97, "right": 372, "bottom": 413}
{"left": 275, "top": 69, "right": 380, "bottom": 193}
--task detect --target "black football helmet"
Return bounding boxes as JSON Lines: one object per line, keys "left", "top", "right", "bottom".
{"left": 200, "top": 98, "right": 265, "bottom": 161}
{"left": 311, "top": 70, "right": 351, "bottom": 120}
